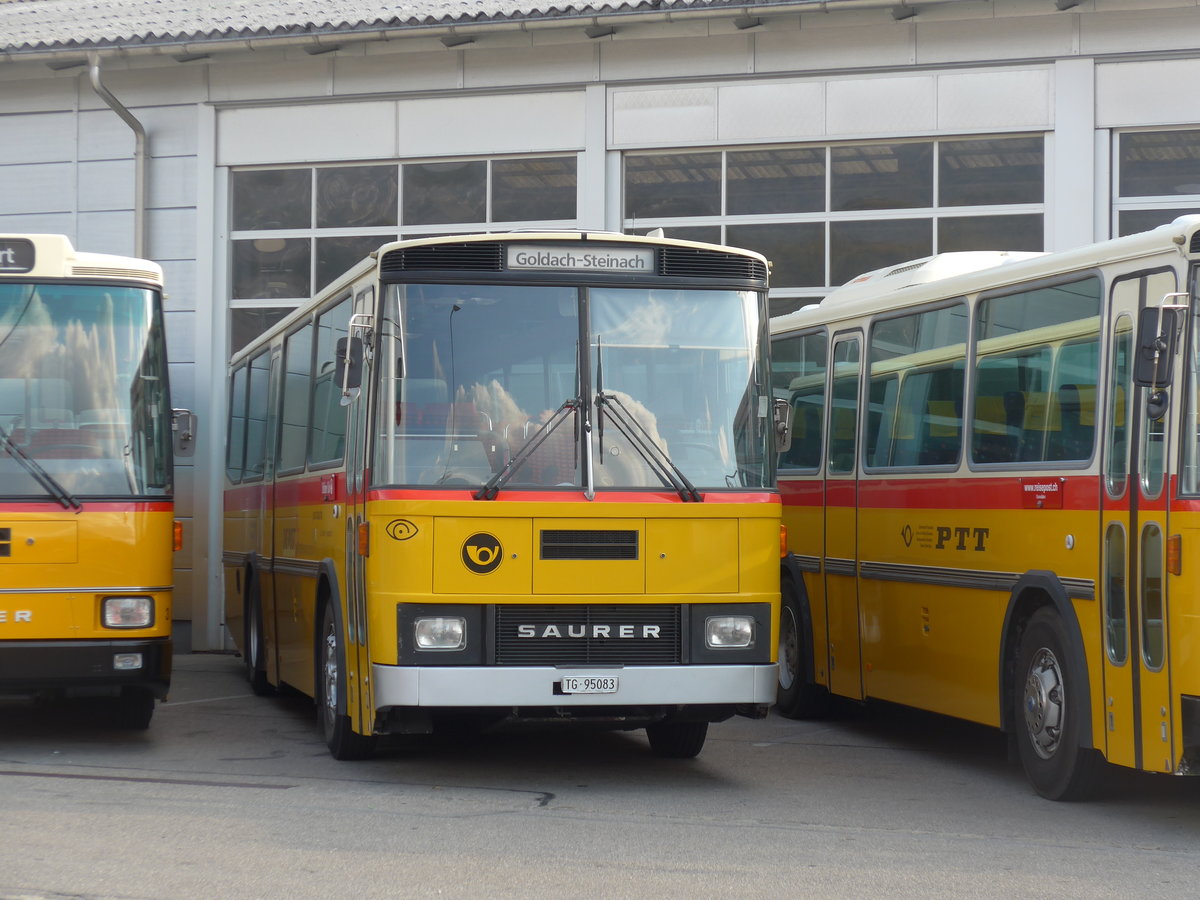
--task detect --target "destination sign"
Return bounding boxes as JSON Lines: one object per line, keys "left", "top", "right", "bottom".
{"left": 506, "top": 245, "right": 655, "bottom": 274}
{"left": 0, "top": 238, "right": 35, "bottom": 274}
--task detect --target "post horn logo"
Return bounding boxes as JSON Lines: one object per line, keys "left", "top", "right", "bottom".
{"left": 385, "top": 519, "right": 419, "bottom": 541}
{"left": 462, "top": 532, "right": 503, "bottom": 574}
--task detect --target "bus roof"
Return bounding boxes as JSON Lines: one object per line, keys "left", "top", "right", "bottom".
{"left": 771, "top": 214, "right": 1200, "bottom": 334}
{"left": 0, "top": 233, "right": 162, "bottom": 285}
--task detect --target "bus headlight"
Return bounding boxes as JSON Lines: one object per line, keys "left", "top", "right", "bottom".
{"left": 102, "top": 596, "right": 154, "bottom": 629}
{"left": 705, "top": 615, "right": 755, "bottom": 649}
{"left": 414, "top": 616, "right": 467, "bottom": 650}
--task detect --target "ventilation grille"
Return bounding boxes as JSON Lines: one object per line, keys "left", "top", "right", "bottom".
{"left": 1191, "top": 230, "right": 1200, "bottom": 254}
{"left": 540, "top": 529, "right": 639, "bottom": 561}
{"left": 659, "top": 246, "right": 767, "bottom": 282}
{"left": 72, "top": 266, "right": 160, "bottom": 283}
{"left": 380, "top": 242, "right": 504, "bottom": 273}
{"left": 495, "top": 604, "right": 681, "bottom": 666}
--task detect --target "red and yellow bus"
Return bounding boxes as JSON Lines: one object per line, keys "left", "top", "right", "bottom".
{"left": 224, "top": 231, "right": 783, "bottom": 760}
{"left": 0, "top": 234, "right": 184, "bottom": 728}
{"left": 771, "top": 215, "right": 1200, "bottom": 799}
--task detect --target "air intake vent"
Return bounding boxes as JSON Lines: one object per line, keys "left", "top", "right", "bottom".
{"left": 72, "top": 266, "right": 159, "bottom": 282}
{"left": 1191, "top": 230, "right": 1200, "bottom": 254}
{"left": 495, "top": 604, "right": 681, "bottom": 666}
{"left": 540, "top": 529, "right": 639, "bottom": 561}
{"left": 659, "top": 247, "right": 767, "bottom": 282}
{"left": 380, "top": 242, "right": 503, "bottom": 273}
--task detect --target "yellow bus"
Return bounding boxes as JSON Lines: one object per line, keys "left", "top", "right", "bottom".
{"left": 771, "top": 215, "right": 1200, "bottom": 799}
{"left": 0, "top": 234, "right": 185, "bottom": 728}
{"left": 224, "top": 231, "right": 783, "bottom": 760}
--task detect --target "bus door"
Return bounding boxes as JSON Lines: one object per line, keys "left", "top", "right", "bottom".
{"left": 343, "top": 286, "right": 376, "bottom": 734}
{"left": 260, "top": 350, "right": 282, "bottom": 686}
{"left": 1101, "top": 271, "right": 1178, "bottom": 773}
{"left": 825, "top": 335, "right": 864, "bottom": 700}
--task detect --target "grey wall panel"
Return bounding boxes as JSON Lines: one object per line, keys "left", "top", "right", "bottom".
{"left": 140, "top": 106, "right": 203, "bottom": 160}
{"left": 160, "top": 259, "right": 198, "bottom": 315}
{"left": 755, "top": 21, "right": 914, "bottom": 73}
{"left": 164, "top": 309, "right": 198, "bottom": 366}
{"left": 937, "top": 69, "right": 1051, "bottom": 131}
{"left": 0, "top": 162, "right": 75, "bottom": 213}
{"left": 0, "top": 112, "right": 75, "bottom": 164}
{"left": 149, "top": 156, "right": 199, "bottom": 210}
{"left": 827, "top": 75, "right": 936, "bottom": 136}
{"left": 208, "top": 53, "right": 333, "bottom": 102}
{"left": 333, "top": 48, "right": 460, "bottom": 95}
{"left": 0, "top": 73, "right": 78, "bottom": 114}
{"left": 167, "top": 360, "right": 196, "bottom": 421}
{"left": 76, "top": 209, "right": 135, "bottom": 256}
{"left": 917, "top": 15, "right": 1076, "bottom": 65}
{"left": 1082, "top": 6, "right": 1200, "bottom": 55}
{"left": 611, "top": 86, "right": 716, "bottom": 146}
{"left": 147, "top": 207, "right": 197, "bottom": 262}
{"left": 76, "top": 62, "right": 207, "bottom": 110}
{"left": 217, "top": 100, "right": 398, "bottom": 165}
{"left": 395, "top": 91, "right": 585, "bottom": 156}
{"left": 78, "top": 159, "right": 133, "bottom": 212}
{"left": 0, "top": 212, "right": 75, "bottom": 233}
{"left": 600, "top": 34, "right": 749, "bottom": 81}
{"left": 466, "top": 42, "right": 597, "bottom": 89}
{"left": 1096, "top": 59, "right": 1200, "bottom": 128}
{"left": 718, "top": 82, "right": 827, "bottom": 143}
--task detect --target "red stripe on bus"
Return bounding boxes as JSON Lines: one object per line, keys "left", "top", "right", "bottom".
{"left": 0, "top": 500, "right": 173, "bottom": 513}
{"left": 781, "top": 475, "right": 1103, "bottom": 510}
{"left": 366, "top": 488, "right": 778, "bottom": 504}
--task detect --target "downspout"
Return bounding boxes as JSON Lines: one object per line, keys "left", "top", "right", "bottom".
{"left": 87, "top": 53, "right": 147, "bottom": 259}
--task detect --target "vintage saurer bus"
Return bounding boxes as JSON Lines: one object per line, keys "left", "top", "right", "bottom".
{"left": 0, "top": 234, "right": 185, "bottom": 728}
{"left": 223, "top": 231, "right": 784, "bottom": 759}
{"left": 770, "top": 215, "right": 1200, "bottom": 799}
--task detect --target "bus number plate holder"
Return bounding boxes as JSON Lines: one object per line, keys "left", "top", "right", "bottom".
{"left": 559, "top": 676, "right": 619, "bottom": 694}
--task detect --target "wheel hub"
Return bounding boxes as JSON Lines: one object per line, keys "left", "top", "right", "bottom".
{"left": 1023, "top": 647, "right": 1064, "bottom": 760}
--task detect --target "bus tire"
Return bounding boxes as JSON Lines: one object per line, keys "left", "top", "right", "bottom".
{"left": 317, "top": 602, "right": 376, "bottom": 761}
{"left": 1012, "top": 607, "right": 1102, "bottom": 800}
{"left": 112, "top": 687, "right": 155, "bottom": 730}
{"left": 776, "top": 579, "right": 832, "bottom": 720}
{"left": 245, "top": 578, "right": 274, "bottom": 696}
{"left": 646, "top": 721, "right": 708, "bottom": 758}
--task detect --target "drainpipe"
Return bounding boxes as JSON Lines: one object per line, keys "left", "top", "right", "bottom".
{"left": 87, "top": 53, "right": 147, "bottom": 259}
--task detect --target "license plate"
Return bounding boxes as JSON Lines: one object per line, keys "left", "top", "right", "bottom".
{"left": 559, "top": 675, "right": 619, "bottom": 694}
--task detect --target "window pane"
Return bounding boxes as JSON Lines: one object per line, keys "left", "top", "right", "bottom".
{"left": 1141, "top": 524, "right": 1165, "bottom": 669}
{"left": 492, "top": 157, "right": 577, "bottom": 222}
{"left": 310, "top": 298, "right": 352, "bottom": 465}
{"left": 1106, "top": 320, "right": 1132, "bottom": 497}
{"left": 726, "top": 222, "right": 824, "bottom": 289}
{"left": 774, "top": 330, "right": 827, "bottom": 471}
{"left": 973, "top": 278, "right": 1102, "bottom": 465}
{"left": 316, "top": 166, "right": 397, "bottom": 228}
{"left": 1119, "top": 129, "right": 1200, "bottom": 197}
{"left": 726, "top": 147, "right": 826, "bottom": 214}
{"left": 938, "top": 214, "right": 1043, "bottom": 252}
{"left": 1118, "top": 207, "right": 1200, "bottom": 236}
{"left": 244, "top": 350, "right": 272, "bottom": 481}
{"left": 231, "top": 307, "right": 292, "bottom": 357}
{"left": 403, "top": 161, "right": 486, "bottom": 225}
{"left": 830, "top": 219, "right": 932, "bottom": 287}
{"left": 831, "top": 142, "right": 932, "bottom": 211}
{"left": 226, "top": 364, "right": 248, "bottom": 482}
{"left": 866, "top": 304, "right": 968, "bottom": 468}
{"left": 232, "top": 169, "right": 311, "bottom": 230}
{"left": 624, "top": 153, "right": 721, "bottom": 219}
{"left": 279, "top": 324, "right": 313, "bottom": 472}
{"left": 829, "top": 340, "right": 859, "bottom": 474}
{"left": 316, "top": 235, "right": 388, "bottom": 292}
{"left": 232, "top": 238, "right": 311, "bottom": 300}
{"left": 1104, "top": 523, "right": 1128, "bottom": 665}
{"left": 939, "top": 136, "right": 1044, "bottom": 206}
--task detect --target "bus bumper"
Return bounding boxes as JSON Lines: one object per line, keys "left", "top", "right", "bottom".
{"left": 372, "top": 662, "right": 778, "bottom": 710}
{"left": 0, "top": 638, "right": 172, "bottom": 699}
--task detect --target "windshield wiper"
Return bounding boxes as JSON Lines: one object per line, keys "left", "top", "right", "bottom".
{"left": 475, "top": 399, "right": 580, "bottom": 501}
{"left": 595, "top": 392, "right": 702, "bottom": 503}
{"left": 0, "top": 427, "right": 83, "bottom": 512}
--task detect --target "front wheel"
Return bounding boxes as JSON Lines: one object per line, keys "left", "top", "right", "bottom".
{"left": 245, "top": 578, "right": 274, "bottom": 697}
{"left": 646, "top": 721, "right": 708, "bottom": 758}
{"left": 317, "top": 603, "right": 376, "bottom": 760}
{"left": 776, "top": 579, "right": 832, "bottom": 720}
{"left": 1012, "top": 608, "right": 1102, "bottom": 800}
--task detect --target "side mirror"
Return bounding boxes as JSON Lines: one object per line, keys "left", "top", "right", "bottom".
{"left": 1134, "top": 306, "right": 1180, "bottom": 389}
{"left": 336, "top": 336, "right": 363, "bottom": 405}
{"left": 172, "top": 408, "right": 197, "bottom": 457}
{"left": 772, "top": 397, "right": 793, "bottom": 455}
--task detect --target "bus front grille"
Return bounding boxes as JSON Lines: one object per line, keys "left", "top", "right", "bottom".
{"left": 495, "top": 604, "right": 681, "bottom": 666}
{"left": 658, "top": 246, "right": 768, "bottom": 283}
{"left": 540, "top": 529, "right": 638, "bottom": 560}
{"left": 380, "top": 242, "right": 504, "bottom": 273}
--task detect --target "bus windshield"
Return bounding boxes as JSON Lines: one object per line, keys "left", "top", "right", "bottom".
{"left": 373, "top": 282, "right": 770, "bottom": 491}
{"left": 0, "top": 282, "right": 173, "bottom": 498}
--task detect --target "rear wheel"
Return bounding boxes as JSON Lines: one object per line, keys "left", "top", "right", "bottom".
{"left": 776, "top": 579, "right": 832, "bottom": 719}
{"left": 317, "top": 602, "right": 376, "bottom": 760}
{"left": 1013, "top": 607, "right": 1102, "bottom": 800}
{"left": 245, "top": 576, "right": 273, "bottom": 696}
{"left": 646, "top": 721, "right": 708, "bottom": 759}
